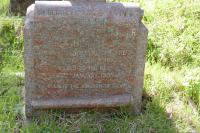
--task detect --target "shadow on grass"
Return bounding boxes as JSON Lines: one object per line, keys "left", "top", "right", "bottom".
{"left": 136, "top": 93, "right": 178, "bottom": 133}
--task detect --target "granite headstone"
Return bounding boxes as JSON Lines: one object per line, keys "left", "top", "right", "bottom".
{"left": 24, "top": 1, "right": 148, "bottom": 118}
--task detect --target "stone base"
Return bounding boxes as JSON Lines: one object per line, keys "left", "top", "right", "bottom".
{"left": 25, "top": 94, "right": 138, "bottom": 119}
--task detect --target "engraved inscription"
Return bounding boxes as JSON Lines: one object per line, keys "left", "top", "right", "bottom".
{"left": 29, "top": 2, "right": 142, "bottom": 99}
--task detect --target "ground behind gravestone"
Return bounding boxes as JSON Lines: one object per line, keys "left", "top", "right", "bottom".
{"left": 0, "top": 0, "right": 200, "bottom": 132}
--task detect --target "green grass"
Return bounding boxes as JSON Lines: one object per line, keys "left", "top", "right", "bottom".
{"left": 0, "top": 17, "right": 23, "bottom": 72}
{"left": 1, "top": 0, "right": 200, "bottom": 132}
{"left": 0, "top": 0, "right": 10, "bottom": 16}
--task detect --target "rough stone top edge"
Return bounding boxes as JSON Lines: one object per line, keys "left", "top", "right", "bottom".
{"left": 25, "top": 4, "right": 35, "bottom": 29}
{"left": 33, "top": 1, "right": 144, "bottom": 18}
{"left": 26, "top": 4, "right": 35, "bottom": 16}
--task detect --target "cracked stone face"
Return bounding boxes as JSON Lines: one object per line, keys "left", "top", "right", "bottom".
{"left": 24, "top": 1, "right": 148, "bottom": 118}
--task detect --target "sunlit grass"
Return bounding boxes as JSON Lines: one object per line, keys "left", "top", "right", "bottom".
{"left": 0, "top": 0, "right": 10, "bottom": 16}
{"left": 0, "top": 0, "right": 200, "bottom": 132}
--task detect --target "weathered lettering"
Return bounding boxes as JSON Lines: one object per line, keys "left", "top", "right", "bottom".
{"left": 24, "top": 1, "right": 148, "bottom": 118}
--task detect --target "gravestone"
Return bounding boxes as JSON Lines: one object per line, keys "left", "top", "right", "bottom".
{"left": 24, "top": 1, "right": 148, "bottom": 118}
